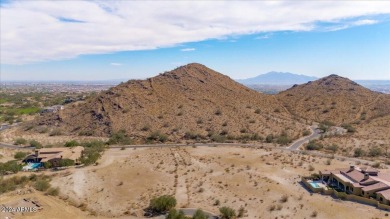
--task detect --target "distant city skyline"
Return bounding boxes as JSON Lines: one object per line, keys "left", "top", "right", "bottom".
{"left": 1, "top": 1, "right": 390, "bottom": 81}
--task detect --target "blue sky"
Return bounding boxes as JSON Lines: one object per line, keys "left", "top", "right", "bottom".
{"left": 1, "top": 1, "right": 390, "bottom": 81}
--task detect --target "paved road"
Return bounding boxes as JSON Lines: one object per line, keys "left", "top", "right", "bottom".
{"left": 0, "top": 142, "right": 35, "bottom": 150}
{"left": 287, "top": 126, "right": 321, "bottom": 150}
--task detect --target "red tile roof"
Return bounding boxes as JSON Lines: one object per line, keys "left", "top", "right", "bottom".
{"left": 377, "top": 189, "right": 390, "bottom": 200}
{"left": 361, "top": 182, "right": 390, "bottom": 192}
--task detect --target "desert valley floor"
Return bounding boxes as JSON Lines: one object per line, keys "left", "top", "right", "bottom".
{"left": 1, "top": 146, "right": 388, "bottom": 219}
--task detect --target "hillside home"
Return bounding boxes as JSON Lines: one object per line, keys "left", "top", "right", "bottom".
{"left": 41, "top": 105, "right": 64, "bottom": 113}
{"left": 23, "top": 146, "right": 84, "bottom": 167}
{"left": 319, "top": 166, "right": 390, "bottom": 205}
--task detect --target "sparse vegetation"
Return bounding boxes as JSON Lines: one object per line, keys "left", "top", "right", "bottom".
{"left": 147, "top": 131, "right": 168, "bottom": 143}
{"left": 354, "top": 148, "right": 365, "bottom": 157}
{"left": 108, "top": 130, "right": 133, "bottom": 145}
{"left": 14, "top": 137, "right": 27, "bottom": 145}
{"left": 14, "top": 151, "right": 28, "bottom": 160}
{"left": 0, "top": 160, "right": 23, "bottom": 175}
{"left": 148, "top": 195, "right": 177, "bottom": 214}
{"left": 219, "top": 206, "right": 236, "bottom": 219}
{"left": 305, "top": 140, "right": 323, "bottom": 150}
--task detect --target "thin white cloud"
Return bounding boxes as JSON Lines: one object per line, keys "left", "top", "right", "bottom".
{"left": 255, "top": 33, "right": 273, "bottom": 40}
{"left": 180, "top": 48, "right": 195, "bottom": 52}
{"left": 324, "top": 19, "right": 380, "bottom": 32}
{"left": 110, "top": 62, "right": 122, "bottom": 66}
{"left": 353, "top": 19, "right": 378, "bottom": 26}
{"left": 1, "top": 1, "right": 389, "bottom": 64}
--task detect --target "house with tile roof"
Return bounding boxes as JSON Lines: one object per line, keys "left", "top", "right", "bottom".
{"left": 319, "top": 165, "right": 390, "bottom": 205}
{"left": 23, "top": 146, "right": 84, "bottom": 167}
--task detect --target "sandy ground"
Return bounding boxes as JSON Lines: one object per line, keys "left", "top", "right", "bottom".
{"left": 42, "top": 146, "right": 390, "bottom": 219}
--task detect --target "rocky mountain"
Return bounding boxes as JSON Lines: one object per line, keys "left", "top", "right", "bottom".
{"left": 36, "top": 63, "right": 304, "bottom": 143}
{"left": 237, "top": 72, "right": 318, "bottom": 85}
{"left": 276, "top": 74, "right": 390, "bottom": 124}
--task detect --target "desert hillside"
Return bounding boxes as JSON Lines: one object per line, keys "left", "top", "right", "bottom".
{"left": 277, "top": 74, "right": 390, "bottom": 125}
{"left": 34, "top": 63, "right": 303, "bottom": 143}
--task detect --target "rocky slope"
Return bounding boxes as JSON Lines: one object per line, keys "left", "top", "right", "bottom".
{"left": 36, "top": 63, "right": 304, "bottom": 143}
{"left": 277, "top": 74, "right": 390, "bottom": 125}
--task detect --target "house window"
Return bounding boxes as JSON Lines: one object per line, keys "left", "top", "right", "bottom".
{"left": 362, "top": 191, "right": 365, "bottom": 195}
{"left": 380, "top": 197, "right": 383, "bottom": 202}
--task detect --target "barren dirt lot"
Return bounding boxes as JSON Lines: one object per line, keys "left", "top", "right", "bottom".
{"left": 49, "top": 146, "right": 389, "bottom": 218}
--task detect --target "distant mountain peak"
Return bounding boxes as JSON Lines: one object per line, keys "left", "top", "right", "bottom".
{"left": 237, "top": 71, "right": 318, "bottom": 85}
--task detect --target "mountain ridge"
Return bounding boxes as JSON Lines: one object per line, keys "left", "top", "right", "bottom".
{"left": 237, "top": 71, "right": 318, "bottom": 85}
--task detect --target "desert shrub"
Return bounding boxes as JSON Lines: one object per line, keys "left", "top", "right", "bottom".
{"left": 372, "top": 162, "right": 381, "bottom": 168}
{"left": 274, "top": 108, "right": 280, "bottom": 113}
{"left": 43, "top": 162, "right": 52, "bottom": 169}
{"left": 0, "top": 160, "right": 23, "bottom": 175}
{"left": 337, "top": 192, "right": 347, "bottom": 200}
{"left": 238, "top": 206, "right": 245, "bottom": 218}
{"left": 49, "top": 128, "right": 62, "bottom": 136}
{"left": 254, "top": 109, "right": 261, "bottom": 114}
{"left": 14, "top": 138, "right": 27, "bottom": 145}
{"left": 302, "top": 130, "right": 311, "bottom": 136}
{"left": 78, "top": 130, "right": 94, "bottom": 136}
{"left": 220, "top": 130, "right": 228, "bottom": 136}
{"left": 326, "top": 144, "right": 338, "bottom": 153}
{"left": 214, "top": 199, "right": 221, "bottom": 206}
{"left": 341, "top": 124, "right": 356, "bottom": 133}
{"left": 28, "top": 140, "right": 42, "bottom": 148}
{"left": 108, "top": 130, "right": 133, "bottom": 145}
{"left": 147, "top": 131, "right": 168, "bottom": 143}
{"left": 265, "top": 134, "right": 274, "bottom": 143}
{"left": 219, "top": 206, "right": 236, "bottom": 219}
{"left": 59, "top": 159, "right": 75, "bottom": 167}
{"left": 368, "top": 147, "right": 383, "bottom": 157}
{"left": 14, "top": 151, "right": 28, "bottom": 160}
{"left": 64, "top": 140, "right": 79, "bottom": 147}
{"left": 211, "top": 134, "right": 226, "bottom": 143}
{"left": 46, "top": 187, "right": 59, "bottom": 196}
{"left": 166, "top": 209, "right": 185, "bottom": 219}
{"left": 34, "top": 179, "right": 50, "bottom": 191}
{"left": 354, "top": 148, "right": 365, "bottom": 157}
{"left": 0, "top": 175, "right": 29, "bottom": 194}
{"left": 184, "top": 132, "right": 205, "bottom": 140}
{"left": 193, "top": 209, "right": 207, "bottom": 219}
{"left": 215, "top": 109, "right": 222, "bottom": 115}
{"left": 308, "top": 165, "right": 315, "bottom": 171}
{"left": 305, "top": 140, "right": 323, "bottom": 150}
{"left": 311, "top": 211, "right": 318, "bottom": 217}
{"left": 141, "top": 125, "right": 151, "bottom": 131}
{"left": 276, "top": 135, "right": 290, "bottom": 145}
{"left": 80, "top": 141, "right": 106, "bottom": 165}
{"left": 149, "top": 195, "right": 176, "bottom": 213}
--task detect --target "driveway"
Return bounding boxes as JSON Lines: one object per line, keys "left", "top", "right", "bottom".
{"left": 287, "top": 126, "right": 321, "bottom": 151}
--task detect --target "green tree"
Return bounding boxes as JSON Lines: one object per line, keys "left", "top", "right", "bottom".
{"left": 219, "top": 206, "right": 236, "bottom": 219}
